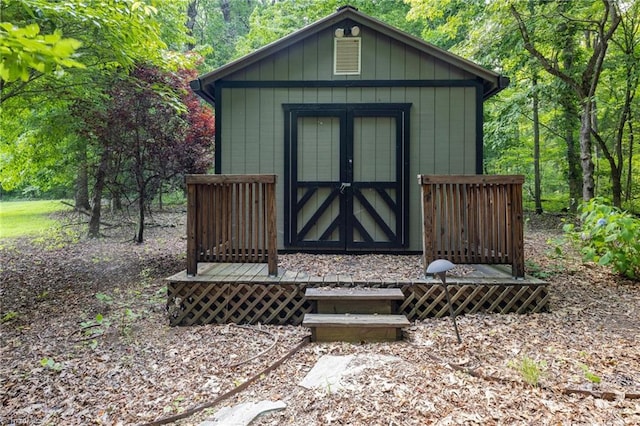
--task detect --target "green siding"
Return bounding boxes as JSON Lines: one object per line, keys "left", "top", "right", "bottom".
{"left": 226, "top": 27, "right": 475, "bottom": 82}
{"left": 220, "top": 86, "right": 476, "bottom": 250}
{"left": 217, "top": 19, "right": 481, "bottom": 251}
{"left": 464, "top": 86, "right": 477, "bottom": 171}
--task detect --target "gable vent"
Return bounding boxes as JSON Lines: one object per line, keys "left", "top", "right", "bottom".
{"left": 334, "top": 37, "right": 361, "bottom": 75}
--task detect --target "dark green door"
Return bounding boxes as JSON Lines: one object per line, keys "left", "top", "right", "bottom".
{"left": 284, "top": 104, "right": 410, "bottom": 251}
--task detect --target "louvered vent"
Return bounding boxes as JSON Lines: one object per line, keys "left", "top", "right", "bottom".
{"left": 334, "top": 38, "right": 361, "bottom": 75}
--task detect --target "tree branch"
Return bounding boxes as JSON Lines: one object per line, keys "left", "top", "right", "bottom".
{"left": 509, "top": 5, "right": 583, "bottom": 97}
{"left": 584, "top": 0, "right": 622, "bottom": 97}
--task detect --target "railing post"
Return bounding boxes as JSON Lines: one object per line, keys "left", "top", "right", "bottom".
{"left": 186, "top": 180, "right": 198, "bottom": 276}
{"left": 266, "top": 178, "right": 278, "bottom": 276}
{"left": 511, "top": 181, "right": 525, "bottom": 278}
{"left": 418, "top": 175, "right": 434, "bottom": 274}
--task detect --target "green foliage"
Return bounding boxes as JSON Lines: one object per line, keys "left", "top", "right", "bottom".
{"left": 406, "top": 0, "right": 486, "bottom": 49}
{"left": 40, "top": 357, "right": 63, "bottom": 372}
{"left": 163, "top": 396, "right": 186, "bottom": 414}
{"left": 32, "top": 226, "right": 81, "bottom": 250}
{"left": 1, "top": 0, "right": 194, "bottom": 197}
{"left": 1, "top": 311, "right": 19, "bottom": 323}
{"left": 119, "top": 308, "right": 139, "bottom": 338}
{"left": 95, "top": 293, "right": 114, "bottom": 305}
{"left": 508, "top": 355, "right": 546, "bottom": 387}
{"left": 80, "top": 312, "right": 110, "bottom": 341}
{"left": 190, "top": 0, "right": 256, "bottom": 70}
{"left": 564, "top": 198, "right": 640, "bottom": 280}
{"left": 0, "top": 21, "right": 84, "bottom": 82}
{"left": 579, "top": 364, "right": 602, "bottom": 384}
{"left": 81, "top": 312, "right": 106, "bottom": 328}
{"left": 524, "top": 260, "right": 563, "bottom": 280}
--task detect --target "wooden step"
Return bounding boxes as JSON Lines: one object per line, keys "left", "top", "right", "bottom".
{"left": 305, "top": 287, "right": 405, "bottom": 315}
{"left": 302, "top": 313, "right": 410, "bottom": 342}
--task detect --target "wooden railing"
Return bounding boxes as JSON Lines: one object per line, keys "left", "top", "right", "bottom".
{"left": 186, "top": 174, "right": 278, "bottom": 276}
{"left": 418, "top": 175, "right": 525, "bottom": 278}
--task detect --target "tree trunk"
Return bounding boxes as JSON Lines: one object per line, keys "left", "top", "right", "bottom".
{"left": 75, "top": 147, "right": 91, "bottom": 211}
{"left": 611, "top": 166, "right": 622, "bottom": 207}
{"left": 111, "top": 195, "right": 122, "bottom": 211}
{"left": 560, "top": 26, "right": 581, "bottom": 212}
{"left": 220, "top": 0, "right": 231, "bottom": 22}
{"left": 532, "top": 73, "right": 542, "bottom": 214}
{"left": 625, "top": 120, "right": 634, "bottom": 203}
{"left": 186, "top": 1, "right": 198, "bottom": 50}
{"left": 136, "top": 187, "right": 145, "bottom": 243}
{"left": 134, "top": 132, "right": 145, "bottom": 243}
{"left": 579, "top": 100, "right": 596, "bottom": 201}
{"left": 158, "top": 184, "right": 164, "bottom": 211}
{"left": 563, "top": 98, "right": 581, "bottom": 212}
{"left": 88, "top": 150, "right": 109, "bottom": 238}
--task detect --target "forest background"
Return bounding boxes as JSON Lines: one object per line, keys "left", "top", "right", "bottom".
{"left": 2, "top": 0, "right": 639, "bottom": 233}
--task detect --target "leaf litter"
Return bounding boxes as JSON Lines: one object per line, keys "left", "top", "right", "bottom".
{"left": 1, "top": 210, "right": 639, "bottom": 425}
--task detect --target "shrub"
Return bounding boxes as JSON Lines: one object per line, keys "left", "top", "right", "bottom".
{"left": 564, "top": 198, "right": 640, "bottom": 280}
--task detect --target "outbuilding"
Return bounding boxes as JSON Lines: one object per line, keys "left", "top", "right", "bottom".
{"left": 190, "top": 5, "right": 508, "bottom": 253}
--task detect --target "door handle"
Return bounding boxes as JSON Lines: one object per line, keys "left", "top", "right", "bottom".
{"left": 339, "top": 182, "right": 351, "bottom": 194}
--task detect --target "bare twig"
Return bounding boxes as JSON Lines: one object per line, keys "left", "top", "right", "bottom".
{"left": 226, "top": 324, "right": 279, "bottom": 368}
{"left": 67, "top": 323, "right": 104, "bottom": 342}
{"left": 59, "top": 200, "right": 113, "bottom": 226}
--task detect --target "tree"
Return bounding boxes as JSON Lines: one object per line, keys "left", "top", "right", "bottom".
{"left": 405, "top": 0, "right": 486, "bottom": 50}
{"left": 407, "top": 0, "right": 566, "bottom": 211}
{"left": 187, "top": 0, "right": 257, "bottom": 69}
{"left": 0, "top": 0, "right": 192, "bottom": 207}
{"left": 510, "top": 1, "right": 622, "bottom": 203}
{"left": 602, "top": 0, "right": 640, "bottom": 207}
{"left": 73, "top": 64, "right": 214, "bottom": 241}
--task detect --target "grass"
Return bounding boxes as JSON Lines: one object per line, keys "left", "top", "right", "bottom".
{"left": 0, "top": 200, "right": 70, "bottom": 238}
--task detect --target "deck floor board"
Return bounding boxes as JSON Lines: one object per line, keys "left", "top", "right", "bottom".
{"left": 167, "top": 263, "right": 544, "bottom": 286}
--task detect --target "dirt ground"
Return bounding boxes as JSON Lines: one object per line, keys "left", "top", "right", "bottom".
{"left": 1, "top": 209, "right": 639, "bottom": 425}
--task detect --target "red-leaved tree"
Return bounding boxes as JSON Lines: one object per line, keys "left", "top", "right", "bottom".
{"left": 75, "top": 64, "right": 214, "bottom": 241}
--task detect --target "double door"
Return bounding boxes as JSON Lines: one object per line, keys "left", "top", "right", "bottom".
{"left": 284, "top": 103, "right": 410, "bottom": 251}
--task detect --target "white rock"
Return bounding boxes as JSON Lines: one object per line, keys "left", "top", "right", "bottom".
{"left": 200, "top": 400, "right": 286, "bottom": 426}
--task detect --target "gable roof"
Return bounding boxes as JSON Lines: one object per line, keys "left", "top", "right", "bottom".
{"left": 191, "top": 5, "right": 508, "bottom": 104}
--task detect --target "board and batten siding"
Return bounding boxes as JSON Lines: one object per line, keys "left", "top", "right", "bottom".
{"left": 220, "top": 85, "right": 477, "bottom": 251}
{"left": 226, "top": 28, "right": 474, "bottom": 81}
{"left": 215, "top": 23, "right": 481, "bottom": 251}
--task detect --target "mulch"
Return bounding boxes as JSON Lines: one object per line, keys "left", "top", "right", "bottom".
{"left": 1, "top": 210, "right": 639, "bottom": 425}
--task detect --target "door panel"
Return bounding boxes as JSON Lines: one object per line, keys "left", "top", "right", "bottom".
{"left": 351, "top": 116, "right": 397, "bottom": 244}
{"left": 353, "top": 116, "right": 395, "bottom": 181}
{"left": 296, "top": 116, "right": 341, "bottom": 242}
{"left": 298, "top": 116, "right": 340, "bottom": 181}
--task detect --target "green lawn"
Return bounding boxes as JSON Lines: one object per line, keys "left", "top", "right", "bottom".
{"left": 0, "top": 200, "right": 71, "bottom": 238}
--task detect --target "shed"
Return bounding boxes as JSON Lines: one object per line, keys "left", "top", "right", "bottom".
{"left": 190, "top": 5, "right": 509, "bottom": 253}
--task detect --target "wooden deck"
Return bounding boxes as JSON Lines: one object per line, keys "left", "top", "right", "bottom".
{"left": 166, "top": 263, "right": 548, "bottom": 326}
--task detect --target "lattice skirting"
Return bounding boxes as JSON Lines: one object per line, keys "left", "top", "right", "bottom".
{"left": 167, "top": 282, "right": 549, "bottom": 326}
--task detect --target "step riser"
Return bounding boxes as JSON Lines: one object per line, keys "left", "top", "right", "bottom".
{"left": 316, "top": 300, "right": 396, "bottom": 315}
{"left": 312, "top": 326, "right": 402, "bottom": 342}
